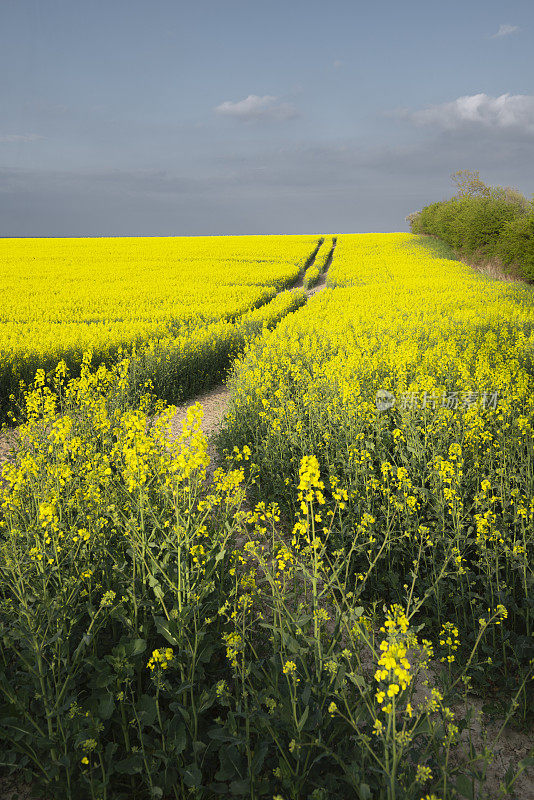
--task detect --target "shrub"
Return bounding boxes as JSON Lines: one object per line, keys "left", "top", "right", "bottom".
{"left": 411, "top": 174, "right": 533, "bottom": 281}
{"left": 497, "top": 210, "right": 534, "bottom": 280}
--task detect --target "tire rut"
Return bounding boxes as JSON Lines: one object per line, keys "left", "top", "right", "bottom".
{"left": 0, "top": 238, "right": 338, "bottom": 474}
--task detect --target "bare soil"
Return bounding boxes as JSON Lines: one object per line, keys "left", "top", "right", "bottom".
{"left": 0, "top": 427, "right": 18, "bottom": 486}
{"left": 409, "top": 662, "right": 534, "bottom": 798}
{"left": 166, "top": 383, "right": 231, "bottom": 476}
{"left": 306, "top": 269, "right": 329, "bottom": 296}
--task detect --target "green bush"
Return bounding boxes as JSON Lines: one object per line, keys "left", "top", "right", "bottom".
{"left": 413, "top": 188, "right": 534, "bottom": 281}
{"left": 498, "top": 211, "right": 534, "bottom": 280}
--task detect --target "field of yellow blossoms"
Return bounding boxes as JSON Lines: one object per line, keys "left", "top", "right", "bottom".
{"left": 0, "top": 234, "right": 319, "bottom": 418}
{"left": 0, "top": 233, "right": 532, "bottom": 799}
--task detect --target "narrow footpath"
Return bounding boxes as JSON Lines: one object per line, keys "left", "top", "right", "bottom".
{"left": 0, "top": 239, "right": 337, "bottom": 474}
{"left": 167, "top": 236, "right": 337, "bottom": 444}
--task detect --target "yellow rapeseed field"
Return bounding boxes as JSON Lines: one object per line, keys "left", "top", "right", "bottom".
{"left": 1, "top": 232, "right": 533, "bottom": 799}
{"left": 223, "top": 232, "right": 534, "bottom": 714}
{"left": 0, "top": 234, "right": 318, "bottom": 412}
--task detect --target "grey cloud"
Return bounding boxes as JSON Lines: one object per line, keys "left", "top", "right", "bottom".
{"left": 215, "top": 94, "right": 298, "bottom": 121}
{"left": 0, "top": 133, "right": 43, "bottom": 143}
{"left": 2, "top": 121, "right": 533, "bottom": 238}
{"left": 206, "top": 128, "right": 534, "bottom": 206}
{"left": 491, "top": 24, "right": 520, "bottom": 38}
{"left": 0, "top": 166, "right": 225, "bottom": 198}
{"left": 403, "top": 93, "right": 534, "bottom": 133}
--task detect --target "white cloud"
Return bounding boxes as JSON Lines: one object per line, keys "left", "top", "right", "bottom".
{"left": 0, "top": 133, "right": 43, "bottom": 143}
{"left": 491, "top": 23, "right": 519, "bottom": 38}
{"left": 405, "top": 93, "right": 534, "bottom": 133}
{"left": 214, "top": 94, "right": 297, "bottom": 121}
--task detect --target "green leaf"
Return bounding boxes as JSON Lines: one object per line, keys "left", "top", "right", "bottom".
{"left": 346, "top": 672, "right": 367, "bottom": 690}
{"left": 155, "top": 616, "right": 179, "bottom": 646}
{"left": 197, "top": 688, "right": 215, "bottom": 713}
{"left": 230, "top": 779, "right": 250, "bottom": 795}
{"left": 280, "top": 630, "right": 301, "bottom": 654}
{"left": 168, "top": 720, "right": 187, "bottom": 755}
{"left": 148, "top": 575, "right": 164, "bottom": 600}
{"left": 128, "top": 638, "right": 147, "bottom": 657}
{"left": 455, "top": 773, "right": 475, "bottom": 799}
{"left": 98, "top": 694, "right": 115, "bottom": 720}
{"left": 214, "top": 744, "right": 242, "bottom": 780}
{"left": 183, "top": 764, "right": 202, "bottom": 788}
{"left": 208, "top": 726, "right": 240, "bottom": 744}
{"left": 94, "top": 671, "right": 115, "bottom": 689}
{"left": 297, "top": 705, "right": 309, "bottom": 732}
{"left": 136, "top": 694, "right": 157, "bottom": 727}
{"left": 193, "top": 740, "right": 207, "bottom": 758}
{"left": 251, "top": 740, "right": 268, "bottom": 773}
{"left": 115, "top": 754, "right": 144, "bottom": 774}
{"left": 170, "top": 699, "right": 192, "bottom": 725}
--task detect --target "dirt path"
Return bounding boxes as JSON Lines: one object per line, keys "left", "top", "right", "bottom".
{"left": 167, "top": 383, "right": 231, "bottom": 477}
{"left": 166, "top": 237, "right": 336, "bottom": 447}
{"left": 0, "top": 240, "right": 336, "bottom": 477}
{"left": 0, "top": 428, "right": 18, "bottom": 484}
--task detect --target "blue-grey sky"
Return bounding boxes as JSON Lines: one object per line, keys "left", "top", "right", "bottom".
{"left": 2, "top": 0, "right": 534, "bottom": 236}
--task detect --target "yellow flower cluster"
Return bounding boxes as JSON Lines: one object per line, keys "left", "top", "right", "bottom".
{"left": 222, "top": 631, "right": 243, "bottom": 669}
{"left": 415, "top": 764, "right": 433, "bottom": 784}
{"left": 282, "top": 659, "right": 297, "bottom": 675}
{"left": 147, "top": 647, "right": 174, "bottom": 671}
{"left": 374, "top": 605, "right": 412, "bottom": 713}
{"left": 439, "top": 622, "right": 460, "bottom": 664}
{"left": 479, "top": 604, "right": 508, "bottom": 628}
{"left": 297, "top": 455, "right": 325, "bottom": 508}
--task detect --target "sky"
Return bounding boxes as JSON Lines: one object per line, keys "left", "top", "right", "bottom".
{"left": 1, "top": 0, "right": 534, "bottom": 236}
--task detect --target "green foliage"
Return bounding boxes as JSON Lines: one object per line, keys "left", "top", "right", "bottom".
{"left": 450, "top": 169, "right": 493, "bottom": 199}
{"left": 405, "top": 212, "right": 423, "bottom": 234}
{"left": 1, "top": 359, "right": 525, "bottom": 799}
{"left": 496, "top": 211, "right": 534, "bottom": 277}
{"left": 414, "top": 177, "right": 534, "bottom": 280}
